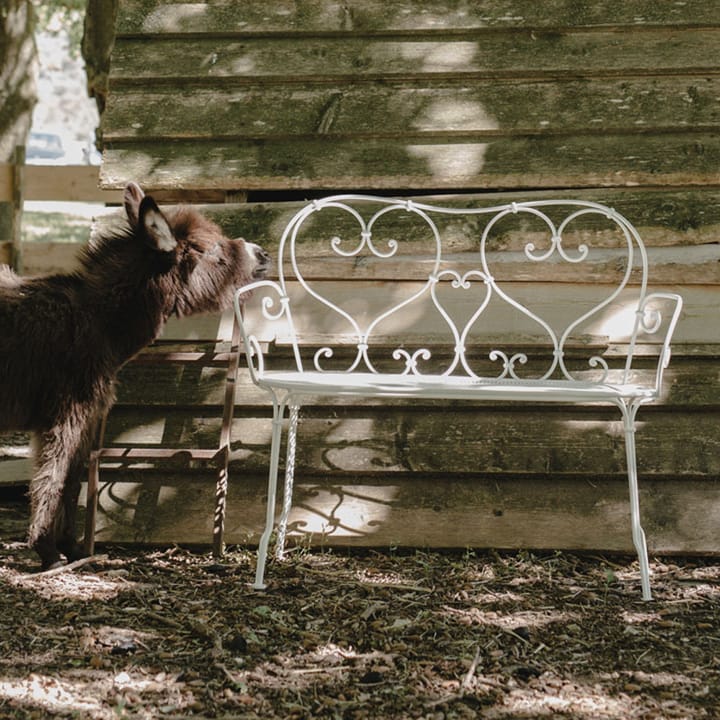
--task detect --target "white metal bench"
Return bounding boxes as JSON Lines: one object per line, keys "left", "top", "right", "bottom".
{"left": 233, "top": 195, "right": 683, "bottom": 600}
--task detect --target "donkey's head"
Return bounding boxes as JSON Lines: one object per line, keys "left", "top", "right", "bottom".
{"left": 122, "top": 182, "right": 270, "bottom": 317}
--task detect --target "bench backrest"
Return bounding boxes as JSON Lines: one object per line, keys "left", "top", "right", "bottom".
{"left": 241, "top": 195, "right": 681, "bottom": 389}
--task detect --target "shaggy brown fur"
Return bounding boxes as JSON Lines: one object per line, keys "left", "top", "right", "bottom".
{"left": 0, "top": 182, "right": 269, "bottom": 568}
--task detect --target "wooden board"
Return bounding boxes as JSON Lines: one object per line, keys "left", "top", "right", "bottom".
{"left": 116, "top": 1, "right": 719, "bottom": 35}
{"left": 101, "top": 132, "right": 720, "bottom": 191}
{"left": 109, "top": 31, "right": 720, "bottom": 82}
{"left": 96, "top": 405, "right": 720, "bottom": 478}
{"left": 92, "top": 188, "right": 720, "bottom": 250}
{"left": 101, "top": 3, "right": 720, "bottom": 194}
{"left": 0, "top": 164, "right": 121, "bottom": 204}
{"left": 104, "top": 78, "right": 720, "bottom": 141}
{"left": 84, "top": 473, "right": 720, "bottom": 556}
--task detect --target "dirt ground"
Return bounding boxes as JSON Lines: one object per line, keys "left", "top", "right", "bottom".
{"left": 1, "top": 497, "right": 720, "bottom": 719}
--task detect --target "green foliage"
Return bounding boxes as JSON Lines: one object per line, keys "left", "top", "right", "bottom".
{"left": 32, "top": 0, "right": 86, "bottom": 56}
{"left": 22, "top": 210, "right": 92, "bottom": 244}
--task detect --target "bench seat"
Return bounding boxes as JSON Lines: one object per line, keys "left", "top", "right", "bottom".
{"left": 256, "top": 371, "right": 657, "bottom": 403}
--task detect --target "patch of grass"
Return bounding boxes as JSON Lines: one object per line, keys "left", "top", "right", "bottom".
{"left": 21, "top": 211, "right": 92, "bottom": 244}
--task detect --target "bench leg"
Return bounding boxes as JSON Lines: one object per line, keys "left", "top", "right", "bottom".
{"left": 254, "top": 398, "right": 287, "bottom": 590}
{"left": 275, "top": 403, "right": 300, "bottom": 560}
{"left": 623, "top": 407, "right": 652, "bottom": 601}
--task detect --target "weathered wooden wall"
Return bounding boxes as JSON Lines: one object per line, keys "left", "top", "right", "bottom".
{"left": 102, "top": 1, "right": 720, "bottom": 194}
{"left": 5, "top": 1, "right": 719, "bottom": 555}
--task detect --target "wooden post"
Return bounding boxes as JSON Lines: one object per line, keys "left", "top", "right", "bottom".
{"left": 10, "top": 145, "right": 25, "bottom": 273}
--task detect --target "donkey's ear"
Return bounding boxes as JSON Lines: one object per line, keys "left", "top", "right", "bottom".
{"left": 123, "top": 182, "right": 145, "bottom": 226}
{"left": 138, "top": 196, "right": 178, "bottom": 252}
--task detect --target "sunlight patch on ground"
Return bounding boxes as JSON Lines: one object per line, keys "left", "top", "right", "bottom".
{"left": 0, "top": 675, "right": 104, "bottom": 718}
{"left": 354, "top": 567, "right": 424, "bottom": 589}
{"left": 482, "top": 673, "right": 698, "bottom": 719}
{"left": 0, "top": 669, "right": 197, "bottom": 720}
{"left": 0, "top": 566, "right": 134, "bottom": 601}
{"left": 441, "top": 605, "right": 577, "bottom": 631}
{"left": 621, "top": 609, "right": 662, "bottom": 625}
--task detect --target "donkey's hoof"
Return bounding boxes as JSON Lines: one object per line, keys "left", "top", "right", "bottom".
{"left": 60, "top": 542, "right": 87, "bottom": 563}
{"left": 40, "top": 559, "right": 66, "bottom": 572}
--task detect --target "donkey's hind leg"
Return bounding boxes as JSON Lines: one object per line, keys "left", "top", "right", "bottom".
{"left": 28, "top": 429, "right": 69, "bottom": 569}
{"left": 28, "top": 414, "right": 95, "bottom": 569}
{"left": 56, "top": 454, "right": 88, "bottom": 562}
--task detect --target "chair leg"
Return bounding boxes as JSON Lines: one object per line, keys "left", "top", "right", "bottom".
{"left": 254, "top": 399, "right": 287, "bottom": 590}
{"left": 83, "top": 451, "right": 99, "bottom": 557}
{"left": 83, "top": 413, "right": 107, "bottom": 556}
{"left": 214, "top": 319, "right": 242, "bottom": 558}
{"left": 213, "top": 454, "right": 229, "bottom": 559}
{"left": 623, "top": 406, "right": 652, "bottom": 601}
{"left": 276, "top": 403, "right": 300, "bottom": 560}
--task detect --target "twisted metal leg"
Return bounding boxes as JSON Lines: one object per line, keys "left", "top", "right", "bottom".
{"left": 276, "top": 403, "right": 300, "bottom": 560}
{"left": 254, "top": 397, "right": 287, "bottom": 590}
{"left": 623, "top": 404, "right": 652, "bottom": 601}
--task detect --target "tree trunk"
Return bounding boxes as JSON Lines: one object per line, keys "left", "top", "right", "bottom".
{"left": 0, "top": 0, "right": 36, "bottom": 248}
{"left": 0, "top": 0, "right": 37, "bottom": 161}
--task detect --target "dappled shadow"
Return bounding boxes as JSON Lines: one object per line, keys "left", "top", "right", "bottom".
{"left": 0, "top": 542, "right": 718, "bottom": 718}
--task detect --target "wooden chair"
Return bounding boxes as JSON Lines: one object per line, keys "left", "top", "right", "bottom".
{"left": 83, "top": 316, "right": 242, "bottom": 558}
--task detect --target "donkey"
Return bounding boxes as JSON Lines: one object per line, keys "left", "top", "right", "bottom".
{"left": 0, "top": 182, "right": 270, "bottom": 569}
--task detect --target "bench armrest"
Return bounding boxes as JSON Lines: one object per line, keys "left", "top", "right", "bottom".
{"left": 234, "top": 280, "right": 294, "bottom": 385}
{"left": 636, "top": 292, "right": 683, "bottom": 395}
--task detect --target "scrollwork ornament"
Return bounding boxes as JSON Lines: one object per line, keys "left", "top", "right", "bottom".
{"left": 392, "top": 348, "right": 432, "bottom": 375}
{"left": 639, "top": 306, "right": 662, "bottom": 335}
{"left": 313, "top": 347, "right": 335, "bottom": 371}
{"left": 489, "top": 349, "right": 528, "bottom": 380}
{"left": 524, "top": 234, "right": 589, "bottom": 264}
{"left": 587, "top": 355, "right": 610, "bottom": 383}
{"left": 261, "top": 293, "right": 287, "bottom": 322}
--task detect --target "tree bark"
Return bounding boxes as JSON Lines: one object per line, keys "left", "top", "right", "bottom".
{"left": 0, "top": 0, "right": 37, "bottom": 161}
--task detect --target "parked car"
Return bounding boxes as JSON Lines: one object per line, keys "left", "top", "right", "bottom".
{"left": 26, "top": 132, "right": 64, "bottom": 161}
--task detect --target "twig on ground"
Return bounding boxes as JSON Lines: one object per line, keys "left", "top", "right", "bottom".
{"left": 34, "top": 554, "right": 108, "bottom": 577}
{"left": 461, "top": 646, "right": 482, "bottom": 690}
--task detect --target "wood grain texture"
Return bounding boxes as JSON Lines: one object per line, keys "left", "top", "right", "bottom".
{"left": 101, "top": 3, "right": 720, "bottom": 195}
{"left": 116, "top": 0, "right": 719, "bottom": 35}
{"left": 103, "top": 78, "right": 720, "bottom": 140}
{"left": 41, "top": 2, "right": 720, "bottom": 553}
{"left": 85, "top": 473, "right": 720, "bottom": 555}
{"left": 100, "top": 133, "right": 720, "bottom": 191}
{"left": 109, "top": 31, "right": 720, "bottom": 83}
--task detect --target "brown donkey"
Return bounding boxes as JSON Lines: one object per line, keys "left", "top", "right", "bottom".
{"left": 0, "top": 182, "right": 270, "bottom": 568}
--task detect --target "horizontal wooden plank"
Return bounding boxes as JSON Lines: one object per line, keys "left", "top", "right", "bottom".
{"left": 89, "top": 195, "right": 720, "bottom": 281}
{"left": 88, "top": 188, "right": 720, "bottom": 251}
{"left": 98, "top": 406, "right": 720, "bottom": 478}
{"left": 111, "top": 349, "right": 720, "bottom": 409}
{"left": 11, "top": 242, "right": 86, "bottom": 276}
{"left": 117, "top": 0, "right": 719, "bottom": 36}
{"left": 103, "top": 77, "right": 720, "bottom": 141}
{"left": 3, "top": 240, "right": 717, "bottom": 343}
{"left": 22, "top": 166, "right": 121, "bottom": 203}
{"left": 0, "top": 164, "right": 122, "bottom": 204}
{"left": 110, "top": 31, "right": 720, "bottom": 84}
{"left": 100, "top": 132, "right": 720, "bottom": 191}
{"left": 85, "top": 473, "right": 720, "bottom": 555}
{"left": 236, "top": 245, "right": 720, "bottom": 283}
